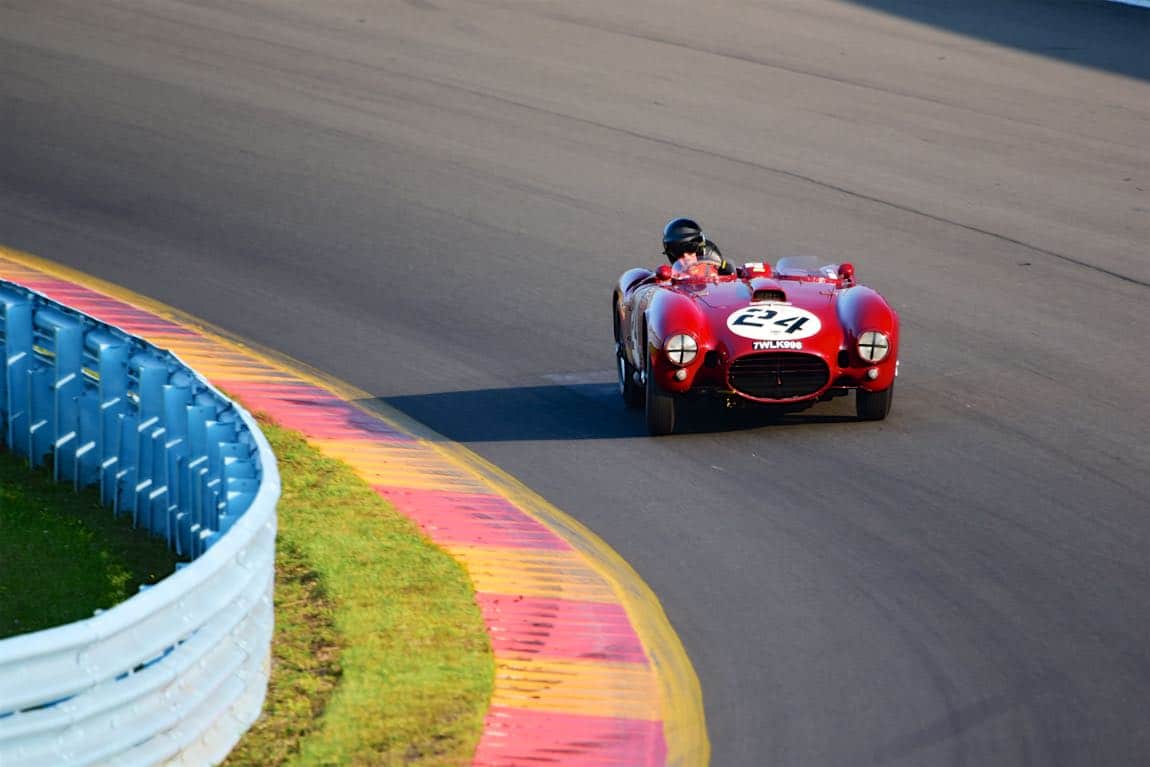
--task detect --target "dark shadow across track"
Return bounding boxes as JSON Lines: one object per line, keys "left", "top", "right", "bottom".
{"left": 379, "top": 383, "right": 864, "bottom": 443}
{"left": 842, "top": 0, "right": 1150, "bottom": 81}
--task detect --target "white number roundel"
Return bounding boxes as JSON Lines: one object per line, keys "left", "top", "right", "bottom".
{"left": 726, "top": 304, "right": 822, "bottom": 340}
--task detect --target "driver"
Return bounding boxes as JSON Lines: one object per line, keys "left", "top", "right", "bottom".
{"left": 662, "top": 217, "right": 734, "bottom": 275}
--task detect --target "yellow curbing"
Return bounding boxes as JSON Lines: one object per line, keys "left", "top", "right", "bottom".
{"left": 0, "top": 245, "right": 710, "bottom": 767}
{"left": 489, "top": 656, "right": 662, "bottom": 718}
{"left": 445, "top": 545, "right": 620, "bottom": 602}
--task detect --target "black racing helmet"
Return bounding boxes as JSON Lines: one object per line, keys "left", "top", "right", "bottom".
{"left": 662, "top": 217, "right": 706, "bottom": 263}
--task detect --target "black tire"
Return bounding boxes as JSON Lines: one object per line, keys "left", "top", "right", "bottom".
{"left": 645, "top": 366, "right": 677, "bottom": 435}
{"left": 617, "top": 345, "right": 643, "bottom": 408}
{"left": 856, "top": 384, "right": 893, "bottom": 421}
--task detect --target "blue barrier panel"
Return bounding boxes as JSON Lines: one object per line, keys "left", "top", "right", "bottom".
{"left": 0, "top": 288, "right": 33, "bottom": 451}
{"left": 78, "top": 328, "right": 128, "bottom": 488}
{"left": 22, "top": 307, "right": 82, "bottom": 470}
{"left": 0, "top": 279, "right": 267, "bottom": 557}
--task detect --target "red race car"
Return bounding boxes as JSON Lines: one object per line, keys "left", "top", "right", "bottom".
{"left": 613, "top": 256, "right": 900, "bottom": 435}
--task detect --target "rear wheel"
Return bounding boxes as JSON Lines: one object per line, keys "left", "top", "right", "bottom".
{"left": 856, "top": 384, "right": 893, "bottom": 421}
{"left": 617, "top": 345, "right": 643, "bottom": 408}
{"left": 645, "top": 367, "right": 677, "bottom": 435}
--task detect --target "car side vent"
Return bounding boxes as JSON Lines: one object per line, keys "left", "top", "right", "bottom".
{"left": 752, "top": 289, "right": 786, "bottom": 303}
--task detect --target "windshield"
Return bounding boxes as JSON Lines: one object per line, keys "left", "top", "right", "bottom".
{"left": 774, "top": 255, "right": 839, "bottom": 279}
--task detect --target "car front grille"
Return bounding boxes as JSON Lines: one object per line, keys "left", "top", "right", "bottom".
{"left": 728, "top": 352, "right": 830, "bottom": 400}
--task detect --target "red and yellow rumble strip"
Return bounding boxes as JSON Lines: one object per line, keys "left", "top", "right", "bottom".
{"left": 0, "top": 247, "right": 708, "bottom": 767}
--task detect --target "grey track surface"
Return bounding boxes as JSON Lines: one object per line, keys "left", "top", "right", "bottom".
{"left": 2, "top": 1, "right": 1149, "bottom": 764}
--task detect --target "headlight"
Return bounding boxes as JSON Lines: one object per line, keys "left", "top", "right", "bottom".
{"left": 857, "top": 331, "right": 890, "bottom": 363}
{"left": 664, "top": 334, "right": 698, "bottom": 366}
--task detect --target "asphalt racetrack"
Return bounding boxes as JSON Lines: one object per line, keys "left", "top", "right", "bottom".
{"left": 2, "top": 1, "right": 1149, "bottom": 764}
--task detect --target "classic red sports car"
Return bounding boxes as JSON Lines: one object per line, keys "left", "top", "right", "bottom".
{"left": 613, "top": 256, "right": 900, "bottom": 435}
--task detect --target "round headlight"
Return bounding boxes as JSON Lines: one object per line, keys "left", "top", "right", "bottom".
{"left": 665, "top": 334, "right": 698, "bottom": 366}
{"left": 857, "top": 331, "right": 890, "bottom": 363}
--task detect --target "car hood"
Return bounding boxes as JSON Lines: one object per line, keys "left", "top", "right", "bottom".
{"left": 686, "top": 277, "right": 833, "bottom": 313}
{"left": 672, "top": 277, "right": 844, "bottom": 353}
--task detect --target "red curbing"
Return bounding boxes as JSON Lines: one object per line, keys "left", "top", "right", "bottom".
{"left": 475, "top": 707, "right": 667, "bottom": 766}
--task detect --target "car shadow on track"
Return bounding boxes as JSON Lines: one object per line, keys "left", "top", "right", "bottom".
{"left": 372, "top": 382, "right": 861, "bottom": 443}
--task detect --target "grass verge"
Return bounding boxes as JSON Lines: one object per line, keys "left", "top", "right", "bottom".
{"left": 0, "top": 448, "right": 181, "bottom": 639}
{"left": 224, "top": 417, "right": 493, "bottom": 767}
{"left": 0, "top": 416, "right": 492, "bottom": 764}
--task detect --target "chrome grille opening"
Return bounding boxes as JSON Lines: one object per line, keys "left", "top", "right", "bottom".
{"left": 728, "top": 352, "right": 830, "bottom": 400}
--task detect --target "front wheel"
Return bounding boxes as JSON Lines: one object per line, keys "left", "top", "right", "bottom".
{"left": 617, "top": 345, "right": 643, "bottom": 408}
{"left": 856, "top": 384, "right": 893, "bottom": 421}
{"left": 645, "top": 367, "right": 678, "bottom": 435}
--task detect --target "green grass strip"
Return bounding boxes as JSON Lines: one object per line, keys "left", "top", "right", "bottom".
{"left": 225, "top": 418, "right": 493, "bottom": 767}
{"left": 0, "top": 415, "right": 492, "bottom": 764}
{"left": 0, "top": 449, "right": 180, "bottom": 639}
